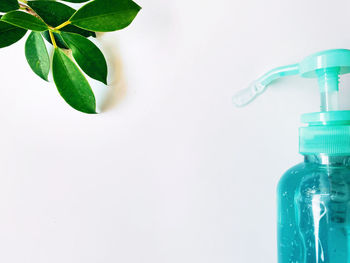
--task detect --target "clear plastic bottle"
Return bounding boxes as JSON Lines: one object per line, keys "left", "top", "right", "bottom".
{"left": 278, "top": 155, "right": 350, "bottom": 263}
{"left": 233, "top": 49, "right": 350, "bottom": 262}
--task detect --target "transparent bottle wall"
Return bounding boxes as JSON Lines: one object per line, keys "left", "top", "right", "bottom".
{"left": 277, "top": 155, "right": 350, "bottom": 263}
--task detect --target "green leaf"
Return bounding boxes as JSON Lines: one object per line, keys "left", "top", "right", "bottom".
{"left": 70, "top": 0, "right": 141, "bottom": 32}
{"left": 0, "top": 18, "right": 27, "bottom": 48}
{"left": 28, "top": 1, "right": 95, "bottom": 38}
{"left": 52, "top": 48, "right": 96, "bottom": 114}
{"left": 0, "top": 0, "right": 19, "bottom": 12}
{"left": 25, "top": 32, "right": 50, "bottom": 81}
{"left": 28, "top": 0, "right": 73, "bottom": 27}
{"left": 61, "top": 32, "right": 107, "bottom": 84}
{"left": 1, "top": 11, "right": 48, "bottom": 31}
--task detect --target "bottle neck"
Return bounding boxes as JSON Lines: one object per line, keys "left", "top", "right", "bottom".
{"left": 304, "top": 154, "right": 350, "bottom": 166}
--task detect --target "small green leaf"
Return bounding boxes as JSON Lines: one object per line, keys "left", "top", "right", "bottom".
{"left": 28, "top": 1, "right": 95, "bottom": 38}
{"left": 25, "top": 32, "right": 50, "bottom": 81}
{"left": 70, "top": 0, "right": 141, "bottom": 32}
{"left": 61, "top": 32, "right": 107, "bottom": 84}
{"left": 1, "top": 11, "right": 48, "bottom": 31}
{"left": 0, "top": 0, "right": 19, "bottom": 12}
{"left": 0, "top": 18, "right": 27, "bottom": 48}
{"left": 52, "top": 48, "right": 96, "bottom": 114}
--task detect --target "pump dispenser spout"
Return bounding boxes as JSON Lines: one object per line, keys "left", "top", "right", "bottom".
{"left": 233, "top": 49, "right": 350, "bottom": 112}
{"left": 234, "top": 49, "right": 350, "bottom": 156}
{"left": 233, "top": 64, "right": 299, "bottom": 107}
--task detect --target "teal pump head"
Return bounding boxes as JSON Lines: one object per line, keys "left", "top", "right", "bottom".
{"left": 233, "top": 49, "right": 350, "bottom": 155}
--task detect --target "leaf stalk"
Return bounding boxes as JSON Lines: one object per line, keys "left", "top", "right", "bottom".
{"left": 54, "top": 21, "right": 71, "bottom": 30}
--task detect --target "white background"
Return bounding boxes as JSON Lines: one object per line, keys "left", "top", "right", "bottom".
{"left": 1, "top": 0, "right": 350, "bottom": 262}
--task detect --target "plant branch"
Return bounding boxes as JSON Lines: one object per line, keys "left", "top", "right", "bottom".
{"left": 54, "top": 21, "right": 71, "bottom": 30}
{"left": 49, "top": 31, "right": 57, "bottom": 48}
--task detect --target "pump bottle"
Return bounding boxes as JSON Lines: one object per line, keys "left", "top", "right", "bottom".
{"left": 234, "top": 49, "right": 350, "bottom": 263}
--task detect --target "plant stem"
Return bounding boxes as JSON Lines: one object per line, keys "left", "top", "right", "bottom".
{"left": 49, "top": 31, "right": 57, "bottom": 48}
{"left": 54, "top": 21, "right": 71, "bottom": 31}
{"left": 19, "top": 3, "right": 40, "bottom": 18}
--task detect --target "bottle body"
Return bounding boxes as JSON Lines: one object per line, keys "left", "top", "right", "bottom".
{"left": 277, "top": 155, "right": 350, "bottom": 263}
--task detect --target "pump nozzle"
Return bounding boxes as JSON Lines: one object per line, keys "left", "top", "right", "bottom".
{"left": 233, "top": 64, "right": 299, "bottom": 107}
{"left": 233, "top": 49, "right": 350, "bottom": 112}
